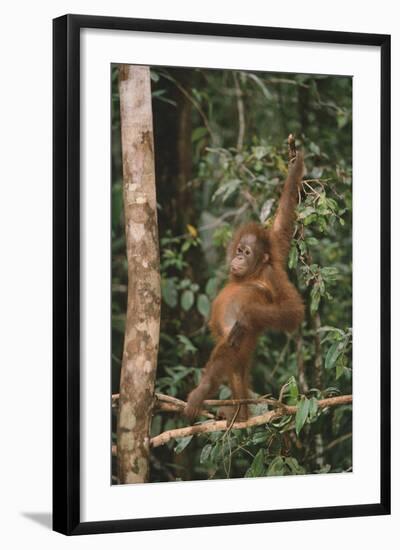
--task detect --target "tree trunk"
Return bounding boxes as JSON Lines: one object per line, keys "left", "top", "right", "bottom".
{"left": 117, "top": 65, "right": 161, "bottom": 484}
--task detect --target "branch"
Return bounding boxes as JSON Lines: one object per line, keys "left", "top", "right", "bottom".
{"left": 113, "top": 392, "right": 286, "bottom": 412}
{"left": 158, "top": 70, "right": 214, "bottom": 140}
{"left": 313, "top": 312, "right": 323, "bottom": 388}
{"left": 154, "top": 393, "right": 215, "bottom": 419}
{"left": 149, "top": 395, "right": 352, "bottom": 448}
{"left": 233, "top": 71, "right": 245, "bottom": 150}
{"left": 307, "top": 432, "right": 352, "bottom": 461}
{"left": 112, "top": 392, "right": 284, "bottom": 418}
{"left": 202, "top": 396, "right": 276, "bottom": 407}
{"left": 296, "top": 330, "right": 309, "bottom": 394}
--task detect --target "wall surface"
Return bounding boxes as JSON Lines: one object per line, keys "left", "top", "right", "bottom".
{"left": 0, "top": 1, "right": 398, "bottom": 548}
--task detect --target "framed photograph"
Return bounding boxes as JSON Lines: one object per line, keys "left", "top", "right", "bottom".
{"left": 53, "top": 14, "right": 390, "bottom": 535}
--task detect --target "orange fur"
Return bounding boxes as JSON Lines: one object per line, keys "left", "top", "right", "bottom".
{"left": 184, "top": 153, "right": 305, "bottom": 422}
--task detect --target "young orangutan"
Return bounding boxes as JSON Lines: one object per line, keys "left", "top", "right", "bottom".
{"left": 184, "top": 144, "right": 305, "bottom": 422}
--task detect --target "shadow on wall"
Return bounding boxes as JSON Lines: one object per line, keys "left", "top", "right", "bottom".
{"left": 22, "top": 512, "right": 52, "bottom": 530}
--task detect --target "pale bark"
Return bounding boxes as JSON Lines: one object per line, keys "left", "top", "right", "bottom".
{"left": 150, "top": 395, "right": 353, "bottom": 448}
{"left": 117, "top": 65, "right": 161, "bottom": 484}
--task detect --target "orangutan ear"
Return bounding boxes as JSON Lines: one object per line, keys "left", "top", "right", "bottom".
{"left": 263, "top": 253, "right": 270, "bottom": 263}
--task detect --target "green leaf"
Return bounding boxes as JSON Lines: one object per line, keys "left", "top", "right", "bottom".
{"left": 179, "top": 278, "right": 191, "bottom": 289}
{"left": 287, "top": 376, "right": 299, "bottom": 401}
{"left": 161, "top": 278, "right": 178, "bottom": 308}
{"left": 199, "top": 444, "right": 212, "bottom": 464}
{"left": 219, "top": 385, "right": 231, "bottom": 399}
{"left": 212, "top": 179, "right": 241, "bottom": 203}
{"left": 335, "top": 353, "right": 348, "bottom": 379}
{"left": 151, "top": 89, "right": 177, "bottom": 106}
{"left": 309, "top": 142, "right": 321, "bottom": 156}
{"left": 317, "top": 464, "right": 332, "bottom": 474}
{"left": 324, "top": 386, "right": 341, "bottom": 397}
{"left": 245, "top": 449, "right": 266, "bottom": 478}
{"left": 318, "top": 325, "right": 345, "bottom": 337}
{"left": 271, "top": 415, "right": 292, "bottom": 429}
{"left": 336, "top": 363, "right": 344, "bottom": 379}
{"left": 285, "top": 457, "right": 306, "bottom": 475}
{"left": 197, "top": 294, "right": 210, "bottom": 318}
{"left": 298, "top": 206, "right": 316, "bottom": 220}
{"left": 259, "top": 198, "right": 274, "bottom": 223}
{"left": 306, "top": 237, "right": 319, "bottom": 247}
{"left": 266, "top": 456, "right": 285, "bottom": 476}
{"left": 252, "top": 145, "right": 269, "bottom": 160}
{"left": 181, "top": 289, "right": 194, "bottom": 311}
{"left": 210, "top": 442, "right": 222, "bottom": 462}
{"left": 298, "top": 239, "right": 307, "bottom": 256}
{"left": 326, "top": 198, "right": 338, "bottom": 211}
{"left": 295, "top": 396, "right": 310, "bottom": 435}
{"left": 325, "top": 342, "right": 341, "bottom": 370}
{"left": 251, "top": 431, "right": 270, "bottom": 444}
{"left": 191, "top": 126, "right": 208, "bottom": 142}
{"left": 174, "top": 436, "right": 193, "bottom": 454}
{"left": 303, "top": 213, "right": 318, "bottom": 226}
{"left": 310, "top": 285, "right": 321, "bottom": 314}
{"left": 152, "top": 89, "right": 167, "bottom": 98}
{"left": 321, "top": 267, "right": 339, "bottom": 280}
{"left": 177, "top": 334, "right": 197, "bottom": 354}
{"left": 247, "top": 73, "right": 273, "bottom": 99}
{"left": 288, "top": 245, "right": 299, "bottom": 269}
{"left": 205, "top": 277, "right": 218, "bottom": 299}
{"left": 337, "top": 112, "right": 349, "bottom": 129}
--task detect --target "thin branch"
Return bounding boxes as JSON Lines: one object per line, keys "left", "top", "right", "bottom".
{"left": 158, "top": 70, "right": 214, "bottom": 139}
{"left": 113, "top": 392, "right": 284, "bottom": 412}
{"left": 325, "top": 431, "right": 352, "bottom": 451}
{"left": 170, "top": 202, "right": 248, "bottom": 240}
{"left": 155, "top": 394, "right": 215, "bottom": 419}
{"left": 149, "top": 395, "right": 352, "bottom": 448}
{"left": 155, "top": 393, "right": 186, "bottom": 407}
{"left": 240, "top": 189, "right": 259, "bottom": 214}
{"left": 233, "top": 71, "right": 245, "bottom": 150}
{"left": 313, "top": 312, "right": 323, "bottom": 388}
{"left": 270, "top": 335, "right": 292, "bottom": 379}
{"left": 266, "top": 77, "right": 310, "bottom": 88}
{"left": 296, "top": 330, "right": 309, "bottom": 394}
{"left": 278, "top": 381, "right": 290, "bottom": 404}
{"left": 202, "top": 396, "right": 276, "bottom": 407}
{"left": 307, "top": 432, "right": 352, "bottom": 461}
{"left": 112, "top": 392, "right": 215, "bottom": 418}
{"left": 112, "top": 284, "right": 128, "bottom": 293}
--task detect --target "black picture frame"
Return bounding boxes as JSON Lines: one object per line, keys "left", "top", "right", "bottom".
{"left": 53, "top": 14, "right": 391, "bottom": 535}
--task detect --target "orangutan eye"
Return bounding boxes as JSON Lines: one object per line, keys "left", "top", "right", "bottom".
{"left": 245, "top": 250, "right": 251, "bottom": 256}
